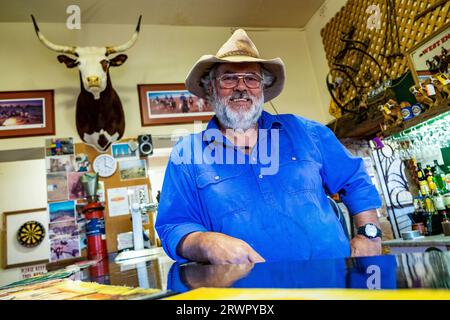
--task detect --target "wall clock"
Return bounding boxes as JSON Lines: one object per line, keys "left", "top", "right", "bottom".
{"left": 93, "top": 154, "right": 117, "bottom": 178}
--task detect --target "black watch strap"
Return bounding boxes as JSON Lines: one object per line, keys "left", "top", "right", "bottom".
{"left": 357, "top": 223, "right": 382, "bottom": 239}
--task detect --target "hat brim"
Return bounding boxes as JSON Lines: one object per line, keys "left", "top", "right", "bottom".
{"left": 185, "top": 55, "right": 285, "bottom": 103}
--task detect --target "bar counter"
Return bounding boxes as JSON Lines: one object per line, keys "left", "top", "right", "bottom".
{"left": 2, "top": 249, "right": 449, "bottom": 299}
{"left": 63, "top": 250, "right": 450, "bottom": 298}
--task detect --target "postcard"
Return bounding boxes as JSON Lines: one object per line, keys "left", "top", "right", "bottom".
{"left": 111, "top": 141, "right": 139, "bottom": 161}
{"left": 50, "top": 236, "right": 81, "bottom": 262}
{"left": 127, "top": 184, "right": 150, "bottom": 207}
{"left": 119, "top": 159, "right": 147, "bottom": 181}
{"left": 45, "top": 137, "right": 74, "bottom": 156}
{"left": 46, "top": 155, "right": 75, "bottom": 173}
{"left": 67, "top": 172, "right": 87, "bottom": 200}
{"left": 48, "top": 200, "right": 76, "bottom": 224}
{"left": 106, "top": 187, "right": 129, "bottom": 217}
{"left": 47, "top": 173, "right": 68, "bottom": 202}
{"left": 49, "top": 220, "right": 79, "bottom": 240}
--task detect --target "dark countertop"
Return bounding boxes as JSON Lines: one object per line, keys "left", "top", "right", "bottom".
{"left": 71, "top": 250, "right": 450, "bottom": 296}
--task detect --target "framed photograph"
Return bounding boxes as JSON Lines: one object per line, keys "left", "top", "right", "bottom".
{"left": 138, "top": 83, "right": 214, "bottom": 126}
{"left": 0, "top": 90, "right": 55, "bottom": 139}
{"left": 406, "top": 22, "right": 449, "bottom": 85}
{"left": 2, "top": 208, "right": 50, "bottom": 269}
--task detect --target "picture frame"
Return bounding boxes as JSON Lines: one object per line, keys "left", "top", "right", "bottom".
{"left": 2, "top": 208, "right": 50, "bottom": 269}
{"left": 406, "top": 22, "right": 449, "bottom": 85}
{"left": 0, "top": 90, "right": 55, "bottom": 138}
{"left": 138, "top": 83, "right": 214, "bottom": 126}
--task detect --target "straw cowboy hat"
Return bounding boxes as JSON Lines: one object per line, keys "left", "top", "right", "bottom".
{"left": 185, "top": 29, "right": 285, "bottom": 102}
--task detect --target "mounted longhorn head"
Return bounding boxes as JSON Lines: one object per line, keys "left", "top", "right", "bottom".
{"left": 31, "top": 15, "right": 142, "bottom": 152}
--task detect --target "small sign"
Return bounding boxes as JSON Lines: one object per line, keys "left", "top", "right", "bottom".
{"left": 20, "top": 264, "right": 47, "bottom": 280}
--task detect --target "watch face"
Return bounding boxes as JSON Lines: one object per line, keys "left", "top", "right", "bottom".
{"left": 365, "top": 224, "right": 378, "bottom": 237}
{"left": 93, "top": 154, "right": 117, "bottom": 177}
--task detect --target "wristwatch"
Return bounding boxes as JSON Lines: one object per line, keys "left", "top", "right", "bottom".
{"left": 357, "top": 223, "right": 382, "bottom": 239}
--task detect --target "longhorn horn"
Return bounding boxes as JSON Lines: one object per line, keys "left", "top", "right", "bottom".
{"left": 106, "top": 15, "right": 142, "bottom": 55}
{"left": 31, "top": 15, "right": 77, "bottom": 55}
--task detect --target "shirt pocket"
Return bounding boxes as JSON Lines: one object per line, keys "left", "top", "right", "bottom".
{"left": 277, "top": 155, "right": 323, "bottom": 194}
{"left": 195, "top": 166, "right": 251, "bottom": 218}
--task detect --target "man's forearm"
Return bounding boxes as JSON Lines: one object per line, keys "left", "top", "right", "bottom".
{"left": 177, "top": 231, "right": 209, "bottom": 262}
{"left": 176, "top": 231, "right": 265, "bottom": 264}
{"left": 350, "top": 209, "right": 382, "bottom": 256}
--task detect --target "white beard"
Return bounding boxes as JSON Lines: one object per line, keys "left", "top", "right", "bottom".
{"left": 211, "top": 86, "right": 264, "bottom": 131}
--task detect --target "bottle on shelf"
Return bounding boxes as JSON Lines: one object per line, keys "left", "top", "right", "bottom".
{"left": 417, "top": 163, "right": 430, "bottom": 196}
{"left": 445, "top": 166, "right": 450, "bottom": 191}
{"left": 423, "top": 195, "right": 435, "bottom": 236}
{"left": 425, "top": 164, "right": 438, "bottom": 195}
{"left": 430, "top": 190, "right": 446, "bottom": 235}
{"left": 432, "top": 160, "right": 448, "bottom": 194}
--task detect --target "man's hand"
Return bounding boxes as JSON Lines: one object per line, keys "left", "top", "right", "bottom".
{"left": 350, "top": 234, "right": 381, "bottom": 257}
{"left": 178, "top": 231, "right": 265, "bottom": 265}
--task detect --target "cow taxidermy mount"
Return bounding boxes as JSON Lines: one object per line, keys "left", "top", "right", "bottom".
{"left": 31, "top": 14, "right": 142, "bottom": 152}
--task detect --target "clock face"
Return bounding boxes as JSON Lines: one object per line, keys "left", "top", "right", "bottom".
{"left": 93, "top": 154, "right": 117, "bottom": 177}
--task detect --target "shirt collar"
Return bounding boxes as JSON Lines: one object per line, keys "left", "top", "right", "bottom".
{"left": 258, "top": 110, "right": 283, "bottom": 130}
{"left": 204, "top": 110, "right": 282, "bottom": 143}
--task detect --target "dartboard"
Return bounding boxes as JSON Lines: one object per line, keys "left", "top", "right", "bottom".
{"left": 17, "top": 221, "right": 46, "bottom": 248}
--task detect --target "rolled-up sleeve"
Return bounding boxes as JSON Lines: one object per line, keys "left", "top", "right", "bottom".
{"left": 155, "top": 146, "right": 207, "bottom": 262}
{"left": 310, "top": 122, "right": 382, "bottom": 215}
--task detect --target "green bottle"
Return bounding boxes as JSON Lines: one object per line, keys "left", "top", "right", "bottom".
{"left": 433, "top": 160, "right": 448, "bottom": 193}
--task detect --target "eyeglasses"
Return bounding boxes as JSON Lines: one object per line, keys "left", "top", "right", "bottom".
{"left": 216, "top": 73, "right": 262, "bottom": 89}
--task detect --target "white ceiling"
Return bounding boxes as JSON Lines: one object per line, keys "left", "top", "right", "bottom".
{"left": 0, "top": 0, "right": 326, "bottom": 28}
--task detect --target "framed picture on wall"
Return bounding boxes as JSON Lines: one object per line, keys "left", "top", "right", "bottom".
{"left": 2, "top": 208, "right": 50, "bottom": 269}
{"left": 138, "top": 83, "right": 214, "bottom": 126}
{"left": 406, "top": 22, "right": 449, "bottom": 85}
{"left": 0, "top": 90, "right": 55, "bottom": 139}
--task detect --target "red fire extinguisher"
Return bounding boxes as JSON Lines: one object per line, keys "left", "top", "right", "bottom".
{"left": 83, "top": 201, "right": 108, "bottom": 260}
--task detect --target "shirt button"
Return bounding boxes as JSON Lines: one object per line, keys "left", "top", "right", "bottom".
{"left": 292, "top": 156, "right": 297, "bottom": 161}
{"left": 258, "top": 174, "right": 263, "bottom": 179}
{"left": 214, "top": 176, "right": 220, "bottom": 180}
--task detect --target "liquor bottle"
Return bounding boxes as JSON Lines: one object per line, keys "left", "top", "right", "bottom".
{"left": 425, "top": 164, "right": 438, "bottom": 195}
{"left": 446, "top": 166, "right": 450, "bottom": 191}
{"left": 423, "top": 195, "right": 436, "bottom": 214}
{"left": 432, "top": 192, "right": 446, "bottom": 213}
{"left": 423, "top": 195, "right": 436, "bottom": 236}
{"left": 417, "top": 163, "right": 430, "bottom": 196}
{"left": 433, "top": 160, "right": 448, "bottom": 193}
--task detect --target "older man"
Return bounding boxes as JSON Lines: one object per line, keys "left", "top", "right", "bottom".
{"left": 155, "top": 29, "right": 382, "bottom": 264}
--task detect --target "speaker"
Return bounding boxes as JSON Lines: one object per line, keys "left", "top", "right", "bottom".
{"left": 138, "top": 134, "right": 153, "bottom": 157}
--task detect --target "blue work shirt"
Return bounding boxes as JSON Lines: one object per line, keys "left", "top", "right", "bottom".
{"left": 155, "top": 111, "right": 381, "bottom": 262}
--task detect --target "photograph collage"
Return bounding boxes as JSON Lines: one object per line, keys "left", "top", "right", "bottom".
{"left": 45, "top": 137, "right": 149, "bottom": 262}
